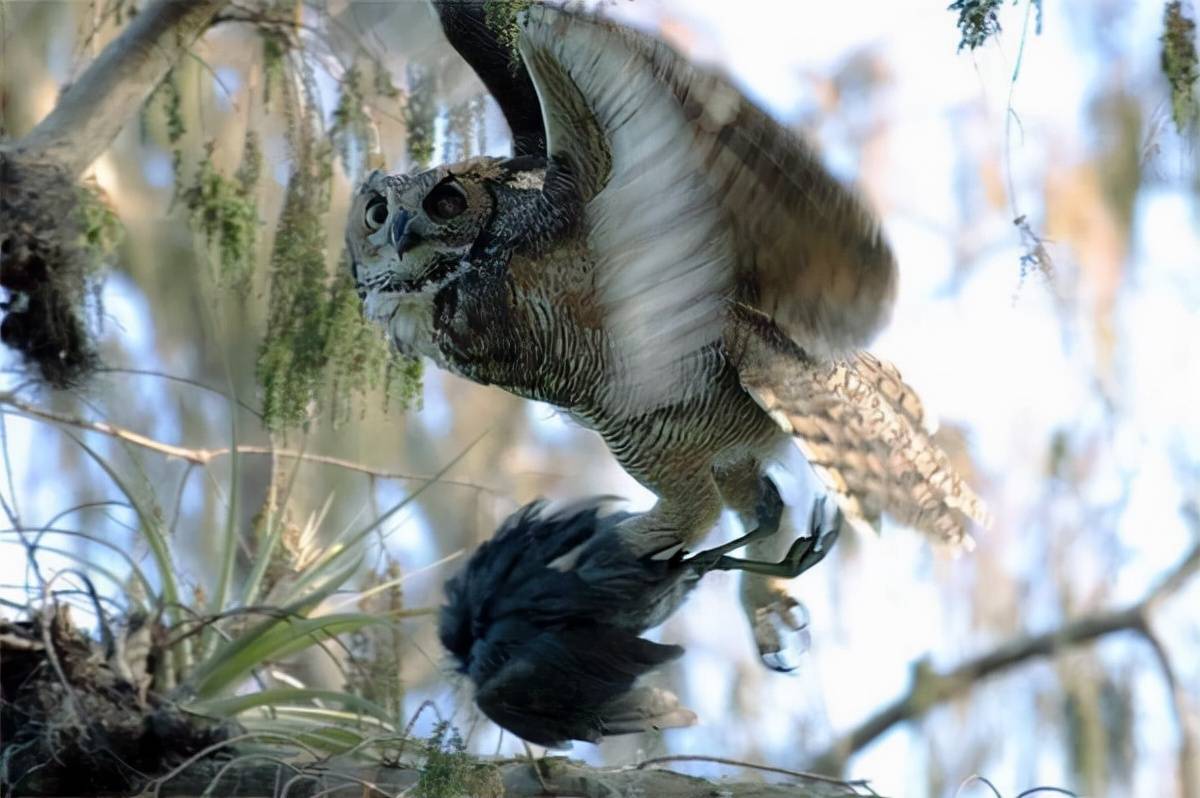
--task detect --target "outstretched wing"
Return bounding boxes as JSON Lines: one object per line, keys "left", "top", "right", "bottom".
{"left": 516, "top": 5, "right": 898, "bottom": 410}
{"left": 432, "top": 2, "right": 897, "bottom": 410}
{"left": 431, "top": 1, "right": 546, "bottom": 158}
{"left": 729, "top": 307, "right": 990, "bottom": 547}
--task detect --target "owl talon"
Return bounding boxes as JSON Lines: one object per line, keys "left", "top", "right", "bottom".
{"left": 775, "top": 497, "right": 842, "bottom": 578}
{"left": 684, "top": 476, "right": 783, "bottom": 572}
{"left": 708, "top": 494, "right": 841, "bottom": 579}
{"left": 753, "top": 595, "right": 811, "bottom": 672}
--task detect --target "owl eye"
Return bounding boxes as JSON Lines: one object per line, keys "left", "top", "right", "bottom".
{"left": 364, "top": 196, "right": 389, "bottom": 230}
{"left": 423, "top": 181, "right": 468, "bottom": 222}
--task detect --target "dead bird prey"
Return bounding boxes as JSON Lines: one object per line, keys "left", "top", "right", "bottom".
{"left": 439, "top": 479, "right": 839, "bottom": 748}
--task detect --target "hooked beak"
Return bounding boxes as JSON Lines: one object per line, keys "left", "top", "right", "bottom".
{"left": 389, "top": 209, "right": 421, "bottom": 257}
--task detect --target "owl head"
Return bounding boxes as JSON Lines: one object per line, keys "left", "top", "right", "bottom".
{"left": 346, "top": 158, "right": 502, "bottom": 306}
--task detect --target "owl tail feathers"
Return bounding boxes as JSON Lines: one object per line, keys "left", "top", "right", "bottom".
{"left": 733, "top": 316, "right": 989, "bottom": 548}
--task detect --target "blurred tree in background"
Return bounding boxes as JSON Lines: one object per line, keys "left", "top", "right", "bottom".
{"left": 1, "top": 1, "right": 1198, "bottom": 796}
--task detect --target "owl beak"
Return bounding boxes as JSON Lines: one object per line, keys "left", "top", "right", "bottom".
{"left": 390, "top": 209, "right": 421, "bottom": 258}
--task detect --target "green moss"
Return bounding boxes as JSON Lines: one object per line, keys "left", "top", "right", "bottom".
{"left": 948, "top": 0, "right": 1003, "bottom": 51}
{"left": 257, "top": 145, "right": 333, "bottom": 430}
{"left": 948, "top": 0, "right": 1041, "bottom": 52}
{"left": 261, "top": 27, "right": 290, "bottom": 110}
{"left": 254, "top": 42, "right": 421, "bottom": 430}
{"left": 373, "top": 61, "right": 401, "bottom": 100}
{"left": 1162, "top": 1, "right": 1199, "bottom": 134}
{"left": 416, "top": 722, "right": 502, "bottom": 798}
{"left": 321, "top": 265, "right": 423, "bottom": 426}
{"left": 256, "top": 151, "right": 421, "bottom": 429}
{"left": 161, "top": 70, "right": 186, "bottom": 145}
{"left": 484, "top": 0, "right": 532, "bottom": 71}
{"left": 77, "top": 180, "right": 123, "bottom": 263}
{"left": 181, "top": 135, "right": 260, "bottom": 290}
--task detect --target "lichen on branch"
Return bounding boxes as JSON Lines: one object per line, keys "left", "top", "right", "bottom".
{"left": 1162, "top": 0, "right": 1199, "bottom": 134}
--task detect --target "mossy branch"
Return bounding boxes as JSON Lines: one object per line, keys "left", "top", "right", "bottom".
{"left": 9, "top": 0, "right": 229, "bottom": 176}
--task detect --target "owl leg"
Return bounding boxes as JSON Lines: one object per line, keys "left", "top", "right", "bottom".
{"left": 684, "top": 475, "right": 784, "bottom": 569}
{"left": 710, "top": 496, "right": 841, "bottom": 578}
{"left": 614, "top": 471, "right": 723, "bottom": 558}
{"left": 713, "top": 460, "right": 820, "bottom": 672}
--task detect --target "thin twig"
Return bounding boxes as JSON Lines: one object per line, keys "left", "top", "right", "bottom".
{"left": 0, "top": 393, "right": 501, "bottom": 494}
{"left": 636, "top": 754, "right": 871, "bottom": 791}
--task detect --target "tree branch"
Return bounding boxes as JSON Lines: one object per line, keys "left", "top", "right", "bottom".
{"left": 809, "top": 540, "right": 1200, "bottom": 774}
{"left": 10, "top": 0, "right": 230, "bottom": 176}
{"left": 124, "top": 757, "right": 874, "bottom": 798}
{"left": 0, "top": 392, "right": 501, "bottom": 494}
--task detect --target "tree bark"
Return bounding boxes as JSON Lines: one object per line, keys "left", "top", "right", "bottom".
{"left": 48, "top": 758, "right": 873, "bottom": 798}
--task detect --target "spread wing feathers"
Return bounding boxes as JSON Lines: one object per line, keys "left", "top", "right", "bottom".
{"left": 733, "top": 317, "right": 989, "bottom": 546}
{"left": 515, "top": 5, "right": 898, "bottom": 411}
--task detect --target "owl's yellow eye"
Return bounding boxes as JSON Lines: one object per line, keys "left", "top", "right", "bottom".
{"left": 424, "top": 182, "right": 468, "bottom": 222}
{"left": 364, "top": 196, "right": 389, "bottom": 230}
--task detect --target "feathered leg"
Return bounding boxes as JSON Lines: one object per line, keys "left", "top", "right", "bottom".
{"left": 713, "top": 464, "right": 818, "bottom": 671}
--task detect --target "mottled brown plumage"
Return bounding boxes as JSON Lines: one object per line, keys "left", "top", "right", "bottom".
{"left": 345, "top": 1, "right": 988, "bottom": 662}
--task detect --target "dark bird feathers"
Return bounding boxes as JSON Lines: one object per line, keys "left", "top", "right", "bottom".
{"left": 439, "top": 499, "right": 697, "bottom": 748}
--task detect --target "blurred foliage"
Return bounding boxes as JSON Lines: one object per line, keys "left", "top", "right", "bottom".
{"left": 260, "top": 26, "right": 291, "bottom": 110}
{"left": 181, "top": 133, "right": 261, "bottom": 290}
{"left": 445, "top": 96, "right": 486, "bottom": 162}
{"left": 404, "top": 64, "right": 437, "bottom": 170}
{"left": 77, "top": 179, "right": 123, "bottom": 264}
{"left": 331, "top": 63, "right": 375, "bottom": 181}
{"left": 1162, "top": 1, "right": 1199, "bottom": 134}
{"left": 948, "top": 0, "right": 1042, "bottom": 51}
{"left": 484, "top": 0, "right": 533, "bottom": 70}
{"left": 346, "top": 559, "right": 407, "bottom": 730}
{"left": 416, "top": 721, "right": 503, "bottom": 798}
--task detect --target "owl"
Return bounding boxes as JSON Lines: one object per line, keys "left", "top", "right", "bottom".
{"left": 346, "top": 1, "right": 989, "bottom": 667}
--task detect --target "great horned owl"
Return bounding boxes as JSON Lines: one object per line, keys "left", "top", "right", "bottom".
{"left": 346, "top": 1, "right": 989, "bottom": 664}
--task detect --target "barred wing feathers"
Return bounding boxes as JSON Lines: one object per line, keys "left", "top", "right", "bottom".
{"left": 516, "top": 5, "right": 898, "bottom": 409}
{"left": 733, "top": 316, "right": 990, "bottom": 546}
